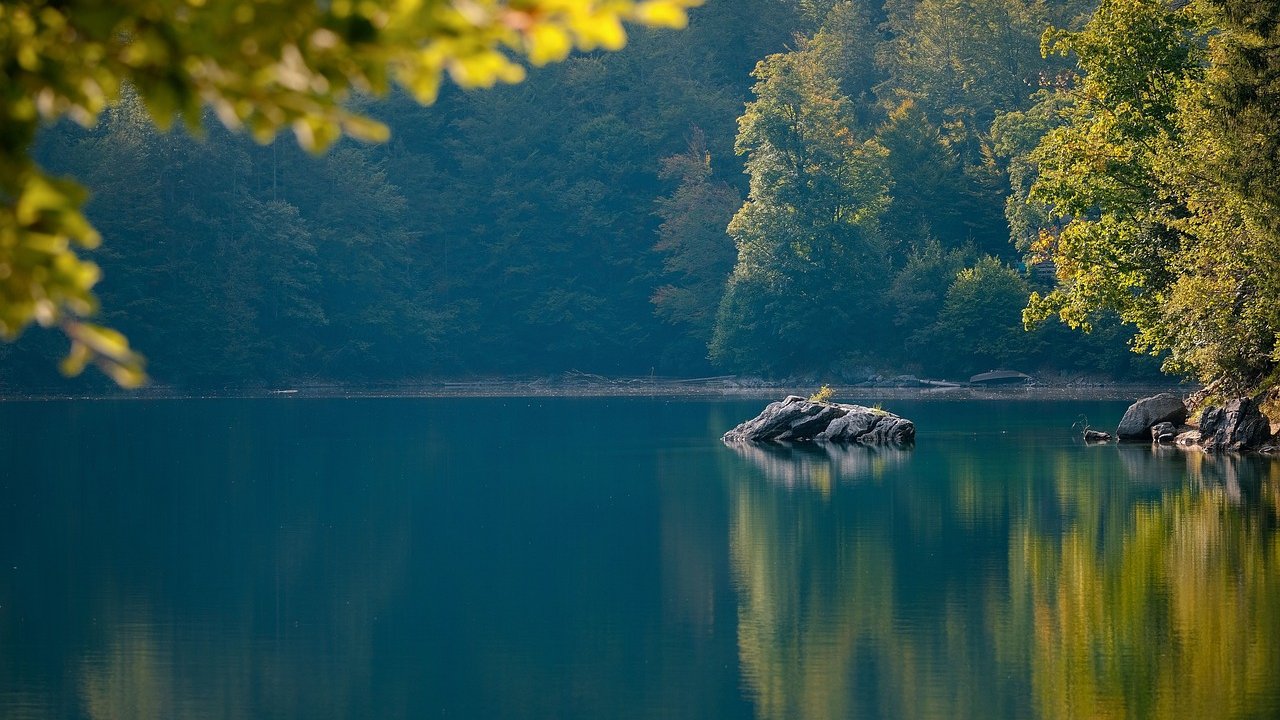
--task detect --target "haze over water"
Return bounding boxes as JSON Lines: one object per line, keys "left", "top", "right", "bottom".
{"left": 2, "top": 397, "right": 1278, "bottom": 719}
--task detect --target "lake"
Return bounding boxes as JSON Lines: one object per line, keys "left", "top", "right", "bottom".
{"left": 2, "top": 397, "right": 1278, "bottom": 719}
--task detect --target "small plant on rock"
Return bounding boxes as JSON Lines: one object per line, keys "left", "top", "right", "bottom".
{"left": 809, "top": 385, "right": 835, "bottom": 403}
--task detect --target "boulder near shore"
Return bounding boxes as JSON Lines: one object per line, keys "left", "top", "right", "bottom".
{"left": 723, "top": 395, "right": 915, "bottom": 445}
{"left": 1199, "top": 397, "right": 1275, "bottom": 452}
{"left": 1112, "top": 392, "right": 1279, "bottom": 453}
{"left": 1116, "top": 393, "right": 1188, "bottom": 441}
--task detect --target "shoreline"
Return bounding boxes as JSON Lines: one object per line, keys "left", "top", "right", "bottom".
{"left": 0, "top": 377, "right": 1191, "bottom": 402}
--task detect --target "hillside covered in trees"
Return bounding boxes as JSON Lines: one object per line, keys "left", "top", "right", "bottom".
{"left": 5, "top": 0, "right": 1276, "bottom": 392}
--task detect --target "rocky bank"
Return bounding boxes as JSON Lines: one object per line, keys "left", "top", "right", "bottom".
{"left": 1109, "top": 392, "right": 1280, "bottom": 454}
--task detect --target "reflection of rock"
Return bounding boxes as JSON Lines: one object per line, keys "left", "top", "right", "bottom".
{"left": 1185, "top": 452, "right": 1250, "bottom": 504}
{"left": 723, "top": 396, "right": 915, "bottom": 445}
{"left": 1200, "top": 397, "right": 1274, "bottom": 453}
{"left": 1114, "top": 444, "right": 1195, "bottom": 487}
{"left": 724, "top": 439, "right": 912, "bottom": 489}
{"left": 1110, "top": 442, "right": 1273, "bottom": 506}
{"left": 1116, "top": 393, "right": 1188, "bottom": 440}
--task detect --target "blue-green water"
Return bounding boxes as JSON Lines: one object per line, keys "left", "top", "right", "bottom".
{"left": 2, "top": 398, "right": 1278, "bottom": 719}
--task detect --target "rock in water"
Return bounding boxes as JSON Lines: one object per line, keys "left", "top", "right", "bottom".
{"left": 1175, "top": 429, "right": 1202, "bottom": 447}
{"left": 1151, "top": 422, "right": 1177, "bottom": 443}
{"left": 722, "top": 395, "right": 915, "bottom": 445}
{"left": 1116, "top": 393, "right": 1188, "bottom": 441}
{"left": 1083, "top": 429, "right": 1112, "bottom": 443}
{"left": 1200, "top": 397, "right": 1274, "bottom": 452}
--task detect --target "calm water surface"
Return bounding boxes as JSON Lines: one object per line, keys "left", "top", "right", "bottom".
{"left": 1, "top": 397, "right": 1278, "bottom": 719}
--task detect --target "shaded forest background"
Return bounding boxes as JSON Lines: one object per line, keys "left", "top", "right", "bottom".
{"left": 4, "top": 0, "right": 1166, "bottom": 390}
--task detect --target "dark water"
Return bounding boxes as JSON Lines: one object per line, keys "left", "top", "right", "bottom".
{"left": 2, "top": 397, "right": 1279, "bottom": 719}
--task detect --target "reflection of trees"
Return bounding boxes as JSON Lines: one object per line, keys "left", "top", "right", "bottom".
{"left": 7, "top": 400, "right": 1280, "bottom": 718}
{"left": 80, "top": 616, "right": 174, "bottom": 719}
{"left": 0, "top": 399, "right": 416, "bottom": 719}
{"left": 724, "top": 444, "right": 1025, "bottom": 719}
{"left": 724, "top": 431, "right": 1280, "bottom": 720}
{"left": 1018, "top": 454, "right": 1280, "bottom": 720}
{"left": 730, "top": 472, "right": 894, "bottom": 719}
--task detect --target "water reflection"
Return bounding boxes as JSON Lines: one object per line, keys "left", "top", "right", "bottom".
{"left": 79, "top": 613, "right": 177, "bottom": 719}
{"left": 723, "top": 440, "right": 913, "bottom": 491}
{"left": 3, "top": 400, "right": 1280, "bottom": 719}
{"left": 724, "top": 431, "right": 1280, "bottom": 719}
{"left": 0, "top": 398, "right": 751, "bottom": 720}
{"left": 1017, "top": 480, "right": 1280, "bottom": 719}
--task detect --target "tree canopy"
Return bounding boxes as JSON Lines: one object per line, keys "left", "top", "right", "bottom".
{"left": 701, "top": 0, "right": 1153, "bottom": 380}
{"left": 14, "top": 0, "right": 1278, "bottom": 390}
{"left": 0, "top": 0, "right": 698, "bottom": 385}
{"left": 1019, "top": 0, "right": 1280, "bottom": 390}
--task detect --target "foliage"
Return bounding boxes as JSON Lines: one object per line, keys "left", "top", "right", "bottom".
{"left": 990, "top": 90, "right": 1072, "bottom": 254}
{"left": 706, "top": 0, "right": 1145, "bottom": 379}
{"left": 1021, "top": 0, "right": 1280, "bottom": 389}
{"left": 2, "top": 0, "right": 1201, "bottom": 388}
{"left": 1023, "top": 0, "right": 1201, "bottom": 336}
{"left": 0, "top": 0, "right": 699, "bottom": 384}
{"left": 886, "top": 238, "right": 974, "bottom": 359}
{"left": 651, "top": 127, "right": 740, "bottom": 353}
{"left": 708, "top": 27, "right": 892, "bottom": 374}
{"left": 27, "top": 94, "right": 439, "bottom": 385}
{"left": 875, "top": 103, "right": 965, "bottom": 245}
{"left": 877, "top": 0, "right": 1051, "bottom": 127}
{"left": 808, "top": 384, "right": 834, "bottom": 403}
{"left": 928, "top": 256, "right": 1039, "bottom": 375}
{"left": 1159, "top": 0, "right": 1280, "bottom": 388}
{"left": 1, "top": 1, "right": 810, "bottom": 387}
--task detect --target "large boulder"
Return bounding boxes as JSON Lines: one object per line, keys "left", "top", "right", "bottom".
{"left": 1200, "top": 397, "right": 1274, "bottom": 452}
{"left": 1116, "top": 393, "right": 1188, "bottom": 441}
{"left": 723, "top": 395, "right": 915, "bottom": 445}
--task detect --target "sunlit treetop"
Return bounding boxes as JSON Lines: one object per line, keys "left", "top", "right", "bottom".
{"left": 0, "top": 0, "right": 699, "bottom": 385}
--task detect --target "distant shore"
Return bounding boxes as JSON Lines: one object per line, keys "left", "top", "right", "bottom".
{"left": 0, "top": 373, "right": 1191, "bottom": 402}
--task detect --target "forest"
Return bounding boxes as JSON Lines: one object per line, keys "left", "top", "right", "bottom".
{"left": 3, "top": 0, "right": 1276, "bottom": 392}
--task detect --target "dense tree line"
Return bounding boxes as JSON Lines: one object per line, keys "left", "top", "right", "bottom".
{"left": 0, "top": 0, "right": 704, "bottom": 386}
{"left": 1014, "top": 0, "right": 1280, "bottom": 394}
{"left": 20, "top": 0, "right": 1273, "bottom": 390}
{"left": 705, "top": 0, "right": 1156, "bottom": 379}
{"left": 7, "top": 1, "right": 797, "bottom": 388}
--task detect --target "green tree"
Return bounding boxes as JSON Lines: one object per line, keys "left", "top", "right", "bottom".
{"left": 886, "top": 238, "right": 973, "bottom": 361}
{"left": 929, "top": 256, "right": 1038, "bottom": 375}
{"left": 1022, "top": 0, "right": 1201, "bottom": 353}
{"left": 1022, "top": 0, "right": 1280, "bottom": 389}
{"left": 804, "top": 0, "right": 883, "bottom": 123}
{"left": 651, "top": 128, "right": 740, "bottom": 361}
{"left": 1154, "top": 0, "right": 1280, "bottom": 387}
{"left": 878, "top": 0, "right": 1050, "bottom": 128}
{"left": 875, "top": 101, "right": 972, "bottom": 249}
{"left": 709, "top": 36, "right": 891, "bottom": 374}
{"left": 989, "top": 90, "right": 1072, "bottom": 255}
{"left": 0, "top": 0, "right": 699, "bottom": 385}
